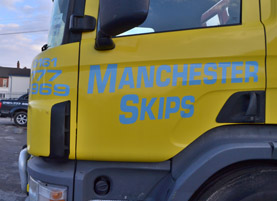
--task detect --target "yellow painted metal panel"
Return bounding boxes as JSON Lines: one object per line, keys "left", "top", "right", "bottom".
{"left": 261, "top": 0, "right": 277, "bottom": 123}
{"left": 27, "top": 43, "right": 79, "bottom": 159}
{"left": 77, "top": 0, "right": 265, "bottom": 162}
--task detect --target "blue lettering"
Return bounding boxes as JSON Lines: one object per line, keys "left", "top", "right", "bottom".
{"left": 245, "top": 61, "right": 258, "bottom": 83}
{"left": 158, "top": 97, "right": 165, "bottom": 119}
{"left": 39, "top": 83, "right": 52, "bottom": 95}
{"left": 231, "top": 62, "right": 243, "bottom": 83}
{"left": 119, "top": 67, "right": 135, "bottom": 89}
{"left": 189, "top": 64, "right": 202, "bottom": 85}
{"left": 172, "top": 64, "right": 188, "bottom": 86}
{"left": 218, "top": 62, "right": 231, "bottom": 84}
{"left": 47, "top": 70, "right": 62, "bottom": 82}
{"left": 120, "top": 95, "right": 139, "bottom": 124}
{"left": 31, "top": 83, "right": 39, "bottom": 95}
{"left": 156, "top": 65, "right": 171, "bottom": 87}
{"left": 181, "top": 96, "right": 195, "bottom": 118}
{"left": 87, "top": 64, "right": 117, "bottom": 94}
{"left": 54, "top": 84, "right": 70, "bottom": 96}
{"left": 137, "top": 66, "right": 155, "bottom": 88}
{"left": 204, "top": 63, "right": 217, "bottom": 85}
{"left": 165, "top": 97, "right": 180, "bottom": 119}
{"left": 140, "top": 98, "right": 157, "bottom": 120}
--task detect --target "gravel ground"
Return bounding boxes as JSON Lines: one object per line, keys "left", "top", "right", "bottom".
{"left": 0, "top": 118, "right": 27, "bottom": 201}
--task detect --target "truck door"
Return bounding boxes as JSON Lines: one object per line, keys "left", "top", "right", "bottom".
{"left": 260, "top": 0, "right": 277, "bottom": 124}
{"left": 77, "top": 0, "right": 265, "bottom": 162}
{"left": 27, "top": 0, "right": 85, "bottom": 159}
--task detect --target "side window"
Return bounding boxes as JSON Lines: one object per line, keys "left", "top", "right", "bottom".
{"left": 3, "top": 79, "right": 7, "bottom": 87}
{"left": 23, "top": 95, "right": 28, "bottom": 100}
{"left": 0, "top": 94, "right": 5, "bottom": 99}
{"left": 119, "top": 0, "right": 241, "bottom": 37}
{"left": 18, "top": 94, "right": 28, "bottom": 100}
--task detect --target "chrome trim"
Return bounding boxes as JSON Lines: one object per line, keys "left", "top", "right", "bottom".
{"left": 18, "top": 148, "right": 29, "bottom": 193}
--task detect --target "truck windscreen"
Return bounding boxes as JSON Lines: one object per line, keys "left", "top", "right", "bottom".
{"left": 47, "top": 0, "right": 69, "bottom": 48}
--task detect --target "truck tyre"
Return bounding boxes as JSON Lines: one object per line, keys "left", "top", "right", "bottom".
{"left": 14, "top": 111, "right": 27, "bottom": 127}
{"left": 190, "top": 162, "right": 277, "bottom": 201}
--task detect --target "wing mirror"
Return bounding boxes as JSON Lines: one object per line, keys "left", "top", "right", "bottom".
{"left": 95, "top": 0, "right": 150, "bottom": 50}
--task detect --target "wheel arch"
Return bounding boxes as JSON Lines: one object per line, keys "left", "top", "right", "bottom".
{"left": 188, "top": 160, "right": 277, "bottom": 201}
{"left": 166, "top": 125, "right": 277, "bottom": 201}
{"left": 11, "top": 108, "right": 27, "bottom": 117}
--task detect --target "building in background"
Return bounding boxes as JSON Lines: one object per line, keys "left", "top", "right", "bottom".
{"left": 0, "top": 65, "right": 30, "bottom": 99}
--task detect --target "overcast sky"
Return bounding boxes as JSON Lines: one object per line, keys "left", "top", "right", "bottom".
{"left": 0, "top": 0, "right": 52, "bottom": 68}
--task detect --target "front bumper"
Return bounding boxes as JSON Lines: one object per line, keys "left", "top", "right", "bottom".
{"left": 27, "top": 157, "right": 76, "bottom": 201}
{"left": 26, "top": 157, "right": 170, "bottom": 201}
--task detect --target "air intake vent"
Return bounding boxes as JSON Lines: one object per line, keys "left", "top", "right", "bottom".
{"left": 216, "top": 91, "right": 265, "bottom": 123}
{"left": 50, "top": 101, "right": 70, "bottom": 159}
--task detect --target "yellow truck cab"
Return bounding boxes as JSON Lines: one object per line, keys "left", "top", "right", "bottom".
{"left": 18, "top": 0, "right": 277, "bottom": 200}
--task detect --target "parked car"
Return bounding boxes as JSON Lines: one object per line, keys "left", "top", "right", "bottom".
{"left": 0, "top": 94, "right": 28, "bottom": 127}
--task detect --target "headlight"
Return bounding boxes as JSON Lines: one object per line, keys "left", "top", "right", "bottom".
{"left": 29, "top": 177, "right": 67, "bottom": 201}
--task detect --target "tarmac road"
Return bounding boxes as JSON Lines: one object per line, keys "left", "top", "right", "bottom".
{"left": 0, "top": 118, "right": 27, "bottom": 201}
